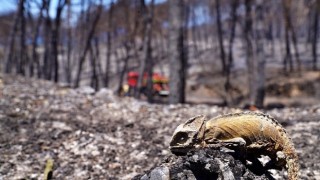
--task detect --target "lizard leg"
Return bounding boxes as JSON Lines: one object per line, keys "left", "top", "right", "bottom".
{"left": 219, "top": 137, "right": 247, "bottom": 160}
{"left": 276, "top": 151, "right": 286, "bottom": 166}
{"left": 265, "top": 151, "right": 286, "bottom": 170}
{"left": 206, "top": 137, "right": 246, "bottom": 150}
{"left": 205, "top": 138, "right": 247, "bottom": 160}
{"left": 220, "top": 137, "right": 247, "bottom": 147}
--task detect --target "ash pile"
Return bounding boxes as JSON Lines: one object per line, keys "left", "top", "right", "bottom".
{"left": 134, "top": 148, "right": 273, "bottom": 180}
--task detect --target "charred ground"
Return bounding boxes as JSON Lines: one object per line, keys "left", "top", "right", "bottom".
{"left": 0, "top": 74, "right": 319, "bottom": 179}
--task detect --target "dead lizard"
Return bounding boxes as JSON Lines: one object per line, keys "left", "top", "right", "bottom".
{"left": 169, "top": 112, "right": 299, "bottom": 180}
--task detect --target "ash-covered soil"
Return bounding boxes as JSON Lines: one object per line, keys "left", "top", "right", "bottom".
{"left": 0, "top": 74, "right": 319, "bottom": 179}
{"left": 133, "top": 148, "right": 274, "bottom": 180}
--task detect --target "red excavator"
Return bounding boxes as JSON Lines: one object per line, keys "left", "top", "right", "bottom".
{"left": 122, "top": 71, "right": 169, "bottom": 97}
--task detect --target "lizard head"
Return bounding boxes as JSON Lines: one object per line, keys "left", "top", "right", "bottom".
{"left": 169, "top": 115, "right": 206, "bottom": 154}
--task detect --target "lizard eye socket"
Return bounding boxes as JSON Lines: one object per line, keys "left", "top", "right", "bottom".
{"left": 170, "top": 132, "right": 189, "bottom": 146}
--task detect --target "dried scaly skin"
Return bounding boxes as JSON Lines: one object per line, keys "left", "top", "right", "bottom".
{"left": 170, "top": 112, "right": 299, "bottom": 180}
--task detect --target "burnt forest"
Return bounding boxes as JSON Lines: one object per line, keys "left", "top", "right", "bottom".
{"left": 0, "top": 0, "right": 319, "bottom": 179}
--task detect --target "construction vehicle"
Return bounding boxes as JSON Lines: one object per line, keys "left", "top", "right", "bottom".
{"left": 122, "top": 71, "right": 169, "bottom": 97}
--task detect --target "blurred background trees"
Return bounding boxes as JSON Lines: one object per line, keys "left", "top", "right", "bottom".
{"left": 0, "top": 0, "right": 319, "bottom": 107}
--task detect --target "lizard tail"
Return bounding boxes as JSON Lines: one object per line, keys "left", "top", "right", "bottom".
{"left": 286, "top": 149, "right": 299, "bottom": 180}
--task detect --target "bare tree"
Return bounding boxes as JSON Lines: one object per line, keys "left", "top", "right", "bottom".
{"left": 224, "top": 0, "right": 239, "bottom": 105}
{"left": 244, "top": 0, "right": 254, "bottom": 105}
{"left": 312, "top": 0, "right": 320, "bottom": 71}
{"left": 4, "top": 0, "right": 28, "bottom": 75}
{"left": 104, "top": 1, "right": 114, "bottom": 87}
{"left": 1, "top": 0, "right": 319, "bottom": 107}
{"left": 89, "top": 38, "right": 99, "bottom": 90}
{"left": 65, "top": 1, "right": 72, "bottom": 83}
{"left": 136, "top": 0, "right": 155, "bottom": 102}
{"left": 136, "top": 0, "right": 147, "bottom": 98}
{"left": 116, "top": 43, "right": 132, "bottom": 95}
{"left": 74, "top": 1, "right": 103, "bottom": 88}
{"left": 227, "top": 0, "right": 238, "bottom": 69}
{"left": 16, "top": 0, "right": 28, "bottom": 76}
{"left": 43, "top": 0, "right": 52, "bottom": 80}
{"left": 168, "top": 0, "right": 187, "bottom": 104}
{"left": 190, "top": 2, "right": 199, "bottom": 57}
{"left": 283, "top": 13, "right": 293, "bottom": 73}
{"left": 115, "top": 0, "right": 140, "bottom": 95}
{"left": 145, "top": 0, "right": 155, "bottom": 103}
{"left": 215, "top": 0, "right": 226, "bottom": 74}
{"left": 282, "top": 0, "right": 301, "bottom": 73}
{"left": 244, "top": 0, "right": 266, "bottom": 108}
{"left": 254, "top": 0, "right": 266, "bottom": 108}
{"left": 51, "top": 0, "right": 67, "bottom": 82}
{"left": 30, "top": 0, "right": 46, "bottom": 78}
{"left": 5, "top": 1, "right": 21, "bottom": 73}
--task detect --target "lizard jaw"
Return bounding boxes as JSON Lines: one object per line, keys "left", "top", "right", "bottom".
{"left": 169, "top": 115, "right": 207, "bottom": 153}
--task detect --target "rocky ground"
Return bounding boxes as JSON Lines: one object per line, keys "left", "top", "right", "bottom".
{"left": 133, "top": 148, "right": 275, "bottom": 180}
{"left": 0, "top": 74, "right": 319, "bottom": 179}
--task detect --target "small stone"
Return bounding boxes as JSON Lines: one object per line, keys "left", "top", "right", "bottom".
{"left": 149, "top": 166, "right": 170, "bottom": 180}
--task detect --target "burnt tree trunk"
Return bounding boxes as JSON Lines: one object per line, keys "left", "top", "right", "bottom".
{"left": 215, "top": 0, "right": 227, "bottom": 74}
{"left": 284, "top": 21, "right": 293, "bottom": 73}
{"left": 89, "top": 39, "right": 99, "bottom": 91}
{"left": 74, "top": 3, "right": 102, "bottom": 87}
{"left": 30, "top": 1, "right": 46, "bottom": 78}
{"left": 254, "top": 0, "right": 266, "bottom": 108}
{"left": 17, "top": 0, "right": 28, "bottom": 75}
{"left": 227, "top": 0, "right": 238, "bottom": 69}
{"left": 282, "top": 0, "right": 293, "bottom": 73}
{"left": 168, "top": 0, "right": 187, "bottom": 104}
{"left": 136, "top": 0, "right": 155, "bottom": 102}
{"left": 116, "top": 43, "right": 131, "bottom": 95}
{"left": 51, "top": 0, "right": 67, "bottom": 82}
{"left": 312, "top": 1, "right": 320, "bottom": 71}
{"left": 290, "top": 24, "right": 301, "bottom": 73}
{"left": 244, "top": 0, "right": 266, "bottom": 108}
{"left": 244, "top": 0, "right": 255, "bottom": 106}
{"left": 43, "top": 0, "right": 52, "bottom": 80}
{"left": 282, "top": 0, "right": 300, "bottom": 73}
{"left": 65, "top": 2, "right": 72, "bottom": 83}
{"left": 136, "top": 0, "right": 148, "bottom": 99}
{"left": 5, "top": 2, "right": 20, "bottom": 74}
{"left": 225, "top": 0, "right": 238, "bottom": 105}
{"left": 190, "top": 5, "right": 199, "bottom": 56}
{"left": 145, "top": 0, "right": 155, "bottom": 103}
{"left": 104, "top": 1, "right": 114, "bottom": 87}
